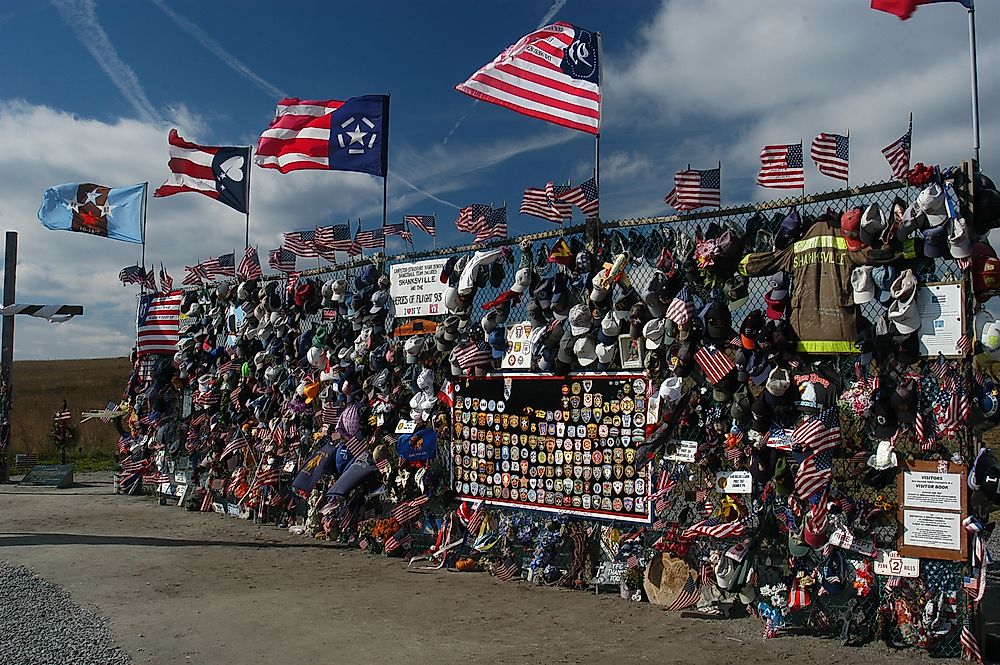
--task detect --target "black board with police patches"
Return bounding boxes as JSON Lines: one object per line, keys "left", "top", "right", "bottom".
{"left": 451, "top": 373, "right": 651, "bottom": 523}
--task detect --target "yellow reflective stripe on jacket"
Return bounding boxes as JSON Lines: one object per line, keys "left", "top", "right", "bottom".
{"left": 796, "top": 340, "right": 858, "bottom": 353}
{"left": 792, "top": 235, "right": 849, "bottom": 253}
{"left": 738, "top": 255, "right": 750, "bottom": 276}
{"left": 902, "top": 239, "right": 917, "bottom": 259}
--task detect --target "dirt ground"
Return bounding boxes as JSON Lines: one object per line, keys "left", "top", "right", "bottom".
{"left": 0, "top": 473, "right": 984, "bottom": 665}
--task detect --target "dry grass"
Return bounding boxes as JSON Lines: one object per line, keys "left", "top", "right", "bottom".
{"left": 10, "top": 357, "right": 131, "bottom": 466}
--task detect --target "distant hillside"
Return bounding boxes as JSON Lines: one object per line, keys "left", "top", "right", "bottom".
{"left": 10, "top": 357, "right": 131, "bottom": 465}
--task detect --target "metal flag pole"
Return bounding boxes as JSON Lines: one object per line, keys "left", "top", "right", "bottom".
{"left": 846, "top": 129, "right": 850, "bottom": 188}
{"left": 244, "top": 146, "right": 253, "bottom": 251}
{"left": 432, "top": 215, "right": 437, "bottom": 251}
{"left": 140, "top": 182, "right": 149, "bottom": 294}
{"left": 800, "top": 140, "right": 805, "bottom": 199}
{"left": 383, "top": 94, "right": 391, "bottom": 231}
{"left": 967, "top": 1, "right": 981, "bottom": 163}
{"left": 718, "top": 161, "right": 722, "bottom": 207}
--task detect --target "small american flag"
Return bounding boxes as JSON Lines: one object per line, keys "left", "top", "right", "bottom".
{"left": 119, "top": 264, "right": 151, "bottom": 287}
{"left": 495, "top": 558, "right": 520, "bottom": 581}
{"left": 54, "top": 408, "right": 71, "bottom": 422}
{"left": 881, "top": 115, "right": 912, "bottom": 181}
{"left": 664, "top": 287, "right": 693, "bottom": 325}
{"left": 143, "top": 471, "right": 172, "bottom": 485}
{"left": 475, "top": 205, "right": 507, "bottom": 243}
{"left": 454, "top": 341, "right": 493, "bottom": 370}
{"left": 757, "top": 143, "right": 805, "bottom": 189}
{"left": 520, "top": 182, "right": 573, "bottom": 223}
{"left": 794, "top": 450, "right": 833, "bottom": 501}
{"left": 456, "top": 204, "right": 490, "bottom": 234}
{"left": 682, "top": 517, "right": 745, "bottom": 540}
{"left": 810, "top": 132, "right": 849, "bottom": 181}
{"left": 221, "top": 432, "right": 249, "bottom": 460}
{"left": 391, "top": 494, "right": 430, "bottom": 523}
{"left": 182, "top": 264, "right": 208, "bottom": 286}
{"left": 159, "top": 263, "right": 173, "bottom": 292}
{"left": 672, "top": 168, "right": 721, "bottom": 210}
{"left": 200, "top": 252, "right": 236, "bottom": 279}
{"left": 343, "top": 432, "right": 368, "bottom": 458}
{"left": 791, "top": 408, "right": 840, "bottom": 454}
{"left": 956, "top": 334, "right": 973, "bottom": 356}
{"left": 383, "top": 221, "right": 412, "bottom": 243}
{"left": 237, "top": 246, "right": 263, "bottom": 280}
{"left": 665, "top": 572, "right": 701, "bottom": 611}
{"left": 283, "top": 230, "right": 320, "bottom": 258}
{"left": 465, "top": 504, "right": 486, "bottom": 536}
{"left": 316, "top": 223, "right": 355, "bottom": 252}
{"left": 355, "top": 226, "right": 385, "bottom": 250}
{"left": 285, "top": 271, "right": 300, "bottom": 297}
{"left": 559, "top": 177, "right": 599, "bottom": 218}
{"left": 693, "top": 347, "right": 736, "bottom": 385}
{"left": 404, "top": 215, "right": 435, "bottom": 237}
{"left": 268, "top": 247, "right": 296, "bottom": 273}
{"left": 961, "top": 624, "right": 983, "bottom": 664}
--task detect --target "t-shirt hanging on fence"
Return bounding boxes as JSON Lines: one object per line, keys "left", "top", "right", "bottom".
{"left": 452, "top": 373, "right": 651, "bottom": 523}
{"left": 389, "top": 258, "right": 449, "bottom": 318}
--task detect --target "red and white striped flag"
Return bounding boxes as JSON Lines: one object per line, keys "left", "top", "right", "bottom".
{"left": 237, "top": 246, "right": 263, "bottom": 280}
{"left": 268, "top": 248, "right": 296, "bottom": 273}
{"left": 664, "top": 287, "right": 693, "bottom": 325}
{"left": 810, "top": 132, "right": 849, "bottom": 181}
{"left": 961, "top": 624, "right": 984, "bottom": 664}
{"left": 693, "top": 347, "right": 736, "bottom": 385}
{"left": 520, "top": 182, "right": 573, "bottom": 223}
{"left": 137, "top": 290, "right": 182, "bottom": 356}
{"left": 158, "top": 263, "right": 173, "bottom": 292}
{"left": 791, "top": 408, "right": 841, "bottom": 454}
{"left": 665, "top": 572, "right": 701, "bottom": 611}
{"left": 456, "top": 204, "right": 489, "bottom": 234}
{"left": 881, "top": 115, "right": 912, "bottom": 181}
{"left": 455, "top": 22, "right": 601, "bottom": 135}
{"left": 682, "top": 517, "right": 745, "bottom": 540}
{"left": 672, "top": 168, "right": 721, "bottom": 210}
{"left": 153, "top": 129, "right": 250, "bottom": 214}
{"left": 436, "top": 380, "right": 455, "bottom": 408}
{"left": 757, "top": 143, "right": 805, "bottom": 189}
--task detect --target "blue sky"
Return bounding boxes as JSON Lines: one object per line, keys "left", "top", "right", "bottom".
{"left": 0, "top": 0, "right": 997, "bottom": 359}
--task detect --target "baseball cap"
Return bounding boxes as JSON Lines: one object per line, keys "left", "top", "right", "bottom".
{"left": 643, "top": 318, "right": 667, "bottom": 349}
{"left": 841, "top": 208, "right": 864, "bottom": 251}
{"left": 859, "top": 203, "right": 887, "bottom": 246}
{"left": 510, "top": 267, "right": 532, "bottom": 294}
{"left": 724, "top": 275, "right": 749, "bottom": 310}
{"left": 740, "top": 310, "right": 764, "bottom": 350}
{"left": 918, "top": 184, "right": 948, "bottom": 227}
{"left": 568, "top": 303, "right": 594, "bottom": 337}
{"left": 888, "top": 290, "right": 920, "bottom": 335}
{"left": 764, "top": 290, "right": 787, "bottom": 320}
{"left": 769, "top": 272, "right": 789, "bottom": 299}
{"left": 851, "top": 266, "right": 875, "bottom": 304}
{"left": 702, "top": 301, "right": 733, "bottom": 341}
{"left": 573, "top": 335, "right": 598, "bottom": 367}
{"left": 978, "top": 312, "right": 1000, "bottom": 354}
{"left": 923, "top": 222, "right": 951, "bottom": 259}
{"left": 764, "top": 367, "right": 792, "bottom": 405}
{"left": 872, "top": 265, "right": 899, "bottom": 305}
{"left": 949, "top": 217, "right": 973, "bottom": 259}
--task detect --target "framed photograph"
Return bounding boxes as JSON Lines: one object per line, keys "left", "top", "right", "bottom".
{"left": 619, "top": 335, "right": 645, "bottom": 369}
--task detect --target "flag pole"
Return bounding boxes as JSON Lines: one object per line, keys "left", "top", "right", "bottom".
{"left": 967, "top": 1, "right": 981, "bottom": 164}
{"left": 244, "top": 147, "right": 252, "bottom": 251}
{"left": 432, "top": 215, "right": 437, "bottom": 250}
{"left": 845, "top": 130, "right": 850, "bottom": 188}
{"left": 800, "top": 140, "right": 805, "bottom": 199}
{"left": 718, "top": 161, "right": 722, "bottom": 207}
{"left": 594, "top": 32, "right": 603, "bottom": 207}
{"left": 383, "top": 94, "right": 391, "bottom": 234}
{"left": 140, "top": 182, "right": 149, "bottom": 293}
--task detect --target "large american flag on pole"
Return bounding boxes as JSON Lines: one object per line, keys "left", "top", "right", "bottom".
{"left": 475, "top": 206, "right": 508, "bottom": 243}
{"left": 404, "top": 215, "right": 435, "bottom": 237}
{"left": 882, "top": 115, "right": 912, "bottom": 181}
{"left": 355, "top": 226, "right": 385, "bottom": 250}
{"left": 237, "top": 245, "right": 263, "bottom": 280}
{"left": 136, "top": 290, "right": 182, "bottom": 356}
{"left": 810, "top": 132, "right": 849, "bottom": 181}
{"left": 456, "top": 204, "right": 490, "bottom": 234}
{"left": 153, "top": 129, "right": 250, "bottom": 214}
{"left": 455, "top": 22, "right": 601, "bottom": 135}
{"left": 267, "top": 247, "right": 295, "bottom": 273}
{"left": 758, "top": 143, "right": 805, "bottom": 189}
{"left": 670, "top": 168, "right": 721, "bottom": 211}
{"left": 200, "top": 252, "right": 235, "bottom": 279}
{"left": 383, "top": 221, "right": 412, "bottom": 243}
{"left": 316, "top": 224, "right": 356, "bottom": 253}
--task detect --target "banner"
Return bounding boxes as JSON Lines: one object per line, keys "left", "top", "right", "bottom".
{"left": 390, "top": 258, "right": 449, "bottom": 318}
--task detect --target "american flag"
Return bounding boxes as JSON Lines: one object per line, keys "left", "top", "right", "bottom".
{"left": 464, "top": 503, "right": 486, "bottom": 536}
{"left": 664, "top": 286, "right": 693, "bottom": 325}
{"left": 693, "top": 347, "right": 736, "bottom": 385}
{"left": 391, "top": 493, "right": 430, "bottom": 523}
{"left": 795, "top": 450, "right": 833, "bottom": 501}
{"left": 119, "top": 264, "right": 154, "bottom": 289}
{"left": 355, "top": 226, "right": 385, "bottom": 250}
{"left": 455, "top": 22, "right": 601, "bottom": 135}
{"left": 475, "top": 206, "right": 507, "bottom": 243}
{"left": 664, "top": 187, "right": 683, "bottom": 211}
{"left": 226, "top": 467, "right": 247, "bottom": 495}
{"left": 404, "top": 214, "right": 435, "bottom": 237}
{"left": 810, "top": 132, "right": 849, "bottom": 181}
{"left": 757, "top": 143, "right": 805, "bottom": 189}
{"left": 251, "top": 466, "right": 280, "bottom": 490}
{"left": 672, "top": 168, "right": 721, "bottom": 210}
{"left": 495, "top": 558, "right": 520, "bottom": 581}
{"left": 665, "top": 572, "right": 702, "bottom": 611}
{"left": 182, "top": 264, "right": 209, "bottom": 286}
{"left": 54, "top": 409, "right": 71, "bottom": 422}
{"left": 454, "top": 341, "right": 493, "bottom": 370}
{"left": 343, "top": 432, "right": 367, "bottom": 458}
{"left": 321, "top": 401, "right": 342, "bottom": 427}
{"left": 159, "top": 263, "right": 173, "bottom": 292}
{"left": 961, "top": 624, "right": 983, "bottom": 664}
{"left": 143, "top": 471, "right": 172, "bottom": 485}
{"left": 791, "top": 408, "right": 840, "bottom": 454}
{"left": 237, "top": 246, "right": 263, "bottom": 280}
{"left": 153, "top": 129, "right": 250, "bottom": 213}
{"left": 221, "top": 432, "right": 250, "bottom": 460}
{"left": 283, "top": 230, "right": 319, "bottom": 257}
{"left": 136, "top": 290, "right": 182, "bottom": 356}
{"left": 456, "top": 204, "right": 490, "bottom": 234}
{"left": 881, "top": 115, "right": 912, "bottom": 181}
{"left": 520, "top": 182, "right": 573, "bottom": 223}
{"left": 268, "top": 247, "right": 296, "bottom": 273}
{"left": 559, "top": 177, "right": 599, "bottom": 218}
{"left": 200, "top": 252, "right": 236, "bottom": 279}
{"left": 682, "top": 517, "right": 746, "bottom": 540}
{"left": 383, "top": 221, "right": 412, "bottom": 243}
{"left": 316, "top": 224, "right": 356, "bottom": 252}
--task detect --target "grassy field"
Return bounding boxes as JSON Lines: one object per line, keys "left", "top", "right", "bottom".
{"left": 10, "top": 357, "right": 131, "bottom": 470}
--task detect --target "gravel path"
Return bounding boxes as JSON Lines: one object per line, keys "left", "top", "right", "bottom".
{"left": 0, "top": 560, "right": 131, "bottom": 665}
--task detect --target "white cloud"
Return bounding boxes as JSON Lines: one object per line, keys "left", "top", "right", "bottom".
{"left": 598, "top": 0, "right": 1000, "bottom": 215}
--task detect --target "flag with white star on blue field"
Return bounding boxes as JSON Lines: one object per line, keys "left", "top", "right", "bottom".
{"left": 38, "top": 182, "right": 145, "bottom": 244}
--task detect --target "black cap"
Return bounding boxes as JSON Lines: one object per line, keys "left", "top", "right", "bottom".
{"left": 871, "top": 398, "right": 899, "bottom": 439}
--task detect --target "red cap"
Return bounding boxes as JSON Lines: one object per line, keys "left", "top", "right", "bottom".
{"left": 764, "top": 291, "right": 787, "bottom": 320}
{"left": 840, "top": 208, "right": 864, "bottom": 251}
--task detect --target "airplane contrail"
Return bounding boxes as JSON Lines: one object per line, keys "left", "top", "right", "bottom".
{"left": 150, "top": 0, "right": 287, "bottom": 100}
{"left": 52, "top": 0, "right": 161, "bottom": 124}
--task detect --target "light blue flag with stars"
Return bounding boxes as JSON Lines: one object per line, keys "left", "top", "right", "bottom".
{"left": 38, "top": 182, "right": 145, "bottom": 244}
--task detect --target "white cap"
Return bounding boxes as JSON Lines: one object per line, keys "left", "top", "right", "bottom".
{"left": 918, "top": 184, "right": 948, "bottom": 227}
{"left": 850, "top": 266, "right": 875, "bottom": 305}
{"left": 949, "top": 217, "right": 973, "bottom": 259}
{"left": 888, "top": 297, "right": 921, "bottom": 334}
{"left": 659, "top": 376, "right": 684, "bottom": 404}
{"left": 510, "top": 268, "right": 531, "bottom": 294}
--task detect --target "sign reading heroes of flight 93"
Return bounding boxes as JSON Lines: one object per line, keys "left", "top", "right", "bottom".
{"left": 389, "top": 258, "right": 449, "bottom": 318}
{"left": 451, "top": 374, "right": 651, "bottom": 523}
